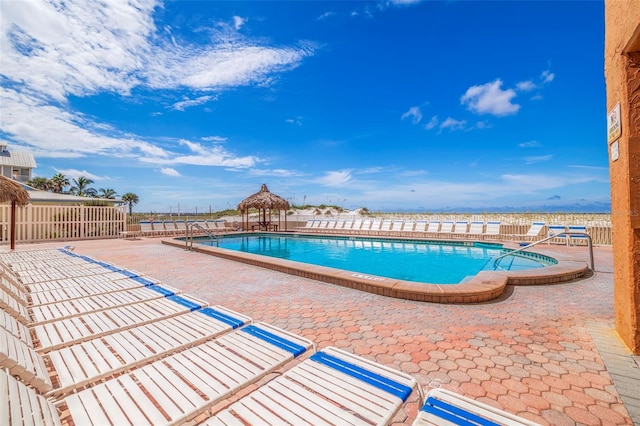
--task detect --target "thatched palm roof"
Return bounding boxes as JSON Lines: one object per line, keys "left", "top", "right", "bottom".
{"left": 0, "top": 176, "right": 30, "bottom": 206}
{"left": 237, "top": 184, "right": 290, "bottom": 213}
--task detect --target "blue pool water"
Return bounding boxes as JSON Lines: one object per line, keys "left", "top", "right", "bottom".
{"left": 195, "top": 233, "right": 553, "bottom": 284}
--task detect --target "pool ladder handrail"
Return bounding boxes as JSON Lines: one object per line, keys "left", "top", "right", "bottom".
{"left": 493, "top": 232, "right": 594, "bottom": 271}
{"left": 185, "top": 222, "right": 219, "bottom": 251}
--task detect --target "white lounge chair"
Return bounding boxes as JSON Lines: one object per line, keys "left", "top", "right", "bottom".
{"left": 154, "top": 220, "right": 173, "bottom": 236}
{"left": 64, "top": 322, "right": 313, "bottom": 425}
{"left": 413, "top": 388, "right": 540, "bottom": 426}
{"left": 45, "top": 305, "right": 251, "bottom": 397}
{"left": 3, "top": 274, "right": 159, "bottom": 307}
{"left": 341, "top": 220, "right": 355, "bottom": 233}
{"left": 547, "top": 224, "right": 567, "bottom": 244}
{"left": 139, "top": 221, "right": 161, "bottom": 237}
{"left": 1, "top": 322, "right": 314, "bottom": 425}
{"left": 483, "top": 221, "right": 501, "bottom": 240}
{"left": 332, "top": 220, "right": 346, "bottom": 233}
{"left": 425, "top": 221, "right": 441, "bottom": 237}
{"left": 510, "top": 221, "right": 545, "bottom": 243}
{"left": 204, "top": 346, "right": 417, "bottom": 426}
{"left": 173, "top": 220, "right": 188, "bottom": 235}
{"left": 452, "top": 221, "right": 469, "bottom": 237}
{"left": 32, "top": 294, "right": 209, "bottom": 352}
{"left": 316, "top": 220, "right": 329, "bottom": 230}
{"left": 389, "top": 219, "right": 406, "bottom": 234}
{"left": 436, "top": 221, "right": 454, "bottom": 238}
{"left": 467, "top": 221, "right": 484, "bottom": 238}
{"left": 379, "top": 219, "right": 393, "bottom": 234}
{"left": 369, "top": 220, "right": 383, "bottom": 235}
{"left": 350, "top": 219, "right": 363, "bottom": 233}
{"left": 399, "top": 219, "right": 415, "bottom": 236}
{"left": 214, "top": 220, "right": 235, "bottom": 232}
{"left": 412, "top": 220, "right": 428, "bottom": 235}
{"left": 5, "top": 283, "right": 181, "bottom": 326}
{"left": 360, "top": 219, "right": 373, "bottom": 234}
{"left": 299, "top": 220, "right": 314, "bottom": 230}
{"left": 567, "top": 225, "right": 589, "bottom": 246}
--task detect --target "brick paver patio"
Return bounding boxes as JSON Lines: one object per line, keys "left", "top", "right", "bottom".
{"left": 16, "top": 238, "right": 637, "bottom": 425}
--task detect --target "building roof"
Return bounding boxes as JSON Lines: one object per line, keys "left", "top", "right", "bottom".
{"left": 20, "top": 184, "right": 120, "bottom": 204}
{"left": 0, "top": 150, "right": 37, "bottom": 168}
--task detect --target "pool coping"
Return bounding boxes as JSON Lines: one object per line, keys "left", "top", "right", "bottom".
{"left": 161, "top": 236, "right": 590, "bottom": 303}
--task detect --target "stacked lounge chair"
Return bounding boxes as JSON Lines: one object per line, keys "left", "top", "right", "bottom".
{"left": 413, "top": 388, "right": 540, "bottom": 425}
{"left": 0, "top": 247, "right": 411, "bottom": 426}
{"left": 1, "top": 246, "right": 541, "bottom": 425}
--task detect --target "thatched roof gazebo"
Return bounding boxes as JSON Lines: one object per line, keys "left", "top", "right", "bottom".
{"left": 0, "top": 176, "right": 30, "bottom": 249}
{"left": 237, "top": 184, "right": 290, "bottom": 231}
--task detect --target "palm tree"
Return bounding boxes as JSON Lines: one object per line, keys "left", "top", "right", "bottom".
{"left": 98, "top": 188, "right": 117, "bottom": 199}
{"left": 121, "top": 192, "right": 139, "bottom": 216}
{"left": 26, "top": 177, "right": 50, "bottom": 191}
{"left": 50, "top": 173, "right": 69, "bottom": 193}
{"left": 70, "top": 176, "right": 97, "bottom": 197}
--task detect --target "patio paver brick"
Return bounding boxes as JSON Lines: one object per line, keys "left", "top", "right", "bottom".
{"left": 15, "top": 239, "right": 633, "bottom": 425}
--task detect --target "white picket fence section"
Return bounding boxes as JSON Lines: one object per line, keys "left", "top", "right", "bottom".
{"left": 0, "top": 204, "right": 126, "bottom": 244}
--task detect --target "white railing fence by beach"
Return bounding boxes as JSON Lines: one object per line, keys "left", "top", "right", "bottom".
{"left": 0, "top": 204, "right": 126, "bottom": 244}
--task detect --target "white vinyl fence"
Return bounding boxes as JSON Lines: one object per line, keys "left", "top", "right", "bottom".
{"left": 0, "top": 204, "right": 126, "bottom": 245}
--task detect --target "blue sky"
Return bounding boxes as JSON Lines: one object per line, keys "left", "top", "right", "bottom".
{"left": 1, "top": 0, "right": 609, "bottom": 213}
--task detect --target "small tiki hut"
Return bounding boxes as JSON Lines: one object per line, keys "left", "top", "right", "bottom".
{"left": 0, "top": 176, "right": 30, "bottom": 250}
{"left": 237, "top": 184, "right": 290, "bottom": 231}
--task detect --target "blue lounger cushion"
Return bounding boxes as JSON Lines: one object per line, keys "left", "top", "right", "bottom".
{"left": 199, "top": 307, "right": 247, "bottom": 328}
{"left": 167, "top": 295, "right": 202, "bottom": 310}
{"left": 241, "top": 324, "right": 308, "bottom": 356}
{"left": 311, "top": 350, "right": 413, "bottom": 401}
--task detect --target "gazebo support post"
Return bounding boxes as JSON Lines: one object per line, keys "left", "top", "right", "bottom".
{"left": 10, "top": 201, "right": 16, "bottom": 250}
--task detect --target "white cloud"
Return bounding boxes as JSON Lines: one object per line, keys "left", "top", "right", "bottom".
{"left": 139, "top": 139, "right": 258, "bottom": 168}
{"left": 248, "top": 168, "right": 301, "bottom": 177}
{"left": 0, "top": 87, "right": 167, "bottom": 158}
{"left": 317, "top": 11, "right": 336, "bottom": 20}
{"left": 516, "top": 80, "right": 536, "bottom": 91}
{"left": 541, "top": 69, "right": 555, "bottom": 83}
{"left": 523, "top": 155, "right": 553, "bottom": 164}
{"left": 201, "top": 136, "right": 227, "bottom": 143}
{"left": 0, "top": 0, "right": 315, "bottom": 99}
{"left": 1, "top": 0, "right": 155, "bottom": 101}
{"left": 285, "top": 116, "right": 303, "bottom": 126}
{"left": 460, "top": 79, "right": 520, "bottom": 116}
{"left": 233, "top": 16, "right": 246, "bottom": 30}
{"left": 384, "top": 0, "right": 425, "bottom": 6}
{"left": 149, "top": 42, "right": 315, "bottom": 91}
{"left": 518, "top": 140, "right": 541, "bottom": 148}
{"left": 317, "top": 170, "right": 352, "bottom": 187}
{"left": 1, "top": 1, "right": 313, "bottom": 171}
{"left": 401, "top": 106, "right": 422, "bottom": 124}
{"left": 57, "top": 168, "right": 103, "bottom": 181}
{"left": 439, "top": 117, "right": 467, "bottom": 131}
{"left": 500, "top": 173, "right": 598, "bottom": 190}
{"left": 424, "top": 115, "right": 438, "bottom": 130}
{"left": 171, "top": 95, "right": 216, "bottom": 111}
{"left": 160, "top": 167, "right": 181, "bottom": 177}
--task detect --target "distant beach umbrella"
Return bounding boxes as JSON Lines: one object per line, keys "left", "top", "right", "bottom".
{"left": 0, "top": 176, "right": 30, "bottom": 250}
{"left": 238, "top": 184, "right": 290, "bottom": 231}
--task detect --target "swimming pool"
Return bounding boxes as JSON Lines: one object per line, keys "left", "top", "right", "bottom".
{"left": 194, "top": 233, "right": 552, "bottom": 284}
{"left": 164, "top": 232, "right": 587, "bottom": 303}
